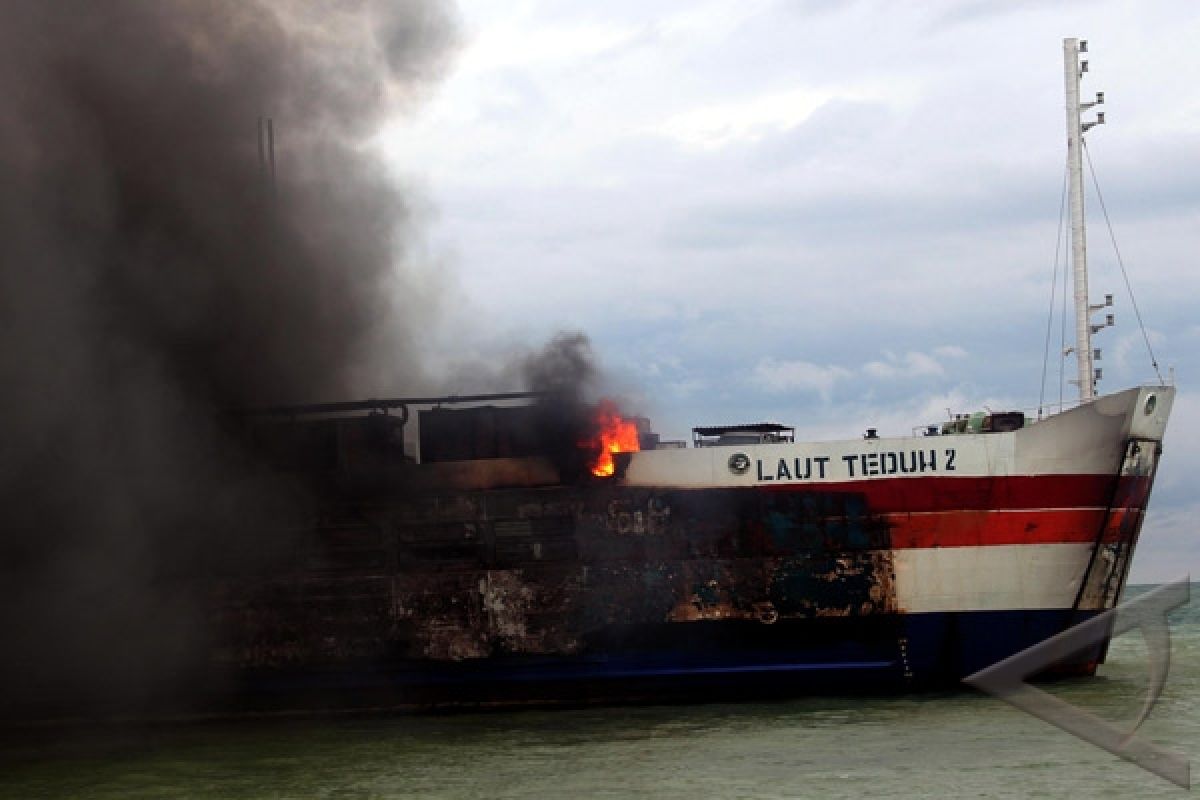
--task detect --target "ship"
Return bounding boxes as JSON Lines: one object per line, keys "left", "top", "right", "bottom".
{"left": 217, "top": 39, "right": 1175, "bottom": 711}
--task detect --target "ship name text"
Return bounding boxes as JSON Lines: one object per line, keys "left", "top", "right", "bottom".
{"left": 754, "top": 448, "right": 957, "bottom": 482}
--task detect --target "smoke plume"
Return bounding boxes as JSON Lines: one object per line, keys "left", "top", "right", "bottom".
{"left": 519, "top": 332, "right": 610, "bottom": 477}
{"left": 0, "top": 0, "right": 457, "bottom": 714}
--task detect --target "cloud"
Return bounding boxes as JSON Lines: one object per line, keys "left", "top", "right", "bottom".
{"left": 863, "top": 349, "right": 951, "bottom": 379}
{"left": 461, "top": 19, "right": 640, "bottom": 73}
{"left": 933, "top": 345, "right": 968, "bottom": 359}
{"left": 839, "top": 346, "right": 968, "bottom": 382}
{"left": 650, "top": 87, "right": 872, "bottom": 151}
{"left": 751, "top": 357, "right": 851, "bottom": 398}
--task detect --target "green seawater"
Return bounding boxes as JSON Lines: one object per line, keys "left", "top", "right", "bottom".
{"left": 1, "top": 584, "right": 1196, "bottom": 799}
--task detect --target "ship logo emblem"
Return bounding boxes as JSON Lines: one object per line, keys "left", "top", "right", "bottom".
{"left": 728, "top": 452, "right": 751, "bottom": 475}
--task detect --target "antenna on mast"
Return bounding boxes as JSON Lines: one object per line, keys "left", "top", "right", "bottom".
{"left": 1063, "top": 38, "right": 1110, "bottom": 402}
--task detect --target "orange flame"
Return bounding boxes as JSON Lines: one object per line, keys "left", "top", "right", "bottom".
{"left": 588, "top": 400, "right": 641, "bottom": 477}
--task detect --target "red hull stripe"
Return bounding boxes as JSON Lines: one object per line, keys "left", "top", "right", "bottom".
{"left": 883, "top": 508, "right": 1141, "bottom": 548}
{"left": 757, "top": 474, "right": 1150, "bottom": 513}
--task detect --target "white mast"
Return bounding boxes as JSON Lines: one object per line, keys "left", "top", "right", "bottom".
{"left": 1063, "top": 37, "right": 1108, "bottom": 402}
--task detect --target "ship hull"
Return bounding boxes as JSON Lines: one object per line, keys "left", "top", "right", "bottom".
{"left": 213, "top": 385, "right": 1173, "bottom": 711}
{"left": 228, "top": 609, "right": 1105, "bottom": 712}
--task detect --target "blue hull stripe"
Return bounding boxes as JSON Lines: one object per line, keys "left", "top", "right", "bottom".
{"left": 242, "top": 609, "right": 1107, "bottom": 699}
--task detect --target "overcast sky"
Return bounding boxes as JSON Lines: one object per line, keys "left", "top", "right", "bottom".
{"left": 379, "top": 0, "right": 1200, "bottom": 582}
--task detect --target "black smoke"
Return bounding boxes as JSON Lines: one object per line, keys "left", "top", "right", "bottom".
{"left": 521, "top": 332, "right": 604, "bottom": 478}
{"left": 523, "top": 332, "right": 597, "bottom": 399}
{"left": 0, "top": 0, "right": 457, "bottom": 715}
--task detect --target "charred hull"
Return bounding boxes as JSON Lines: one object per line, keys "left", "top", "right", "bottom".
{"left": 202, "top": 386, "right": 1173, "bottom": 712}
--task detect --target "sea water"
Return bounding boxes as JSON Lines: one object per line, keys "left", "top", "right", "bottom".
{"left": 1, "top": 584, "right": 1195, "bottom": 799}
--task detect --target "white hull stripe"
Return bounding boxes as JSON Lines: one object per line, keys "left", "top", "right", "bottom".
{"left": 893, "top": 543, "right": 1094, "bottom": 613}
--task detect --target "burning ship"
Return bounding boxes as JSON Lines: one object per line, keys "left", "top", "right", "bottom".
{"left": 215, "top": 40, "right": 1174, "bottom": 710}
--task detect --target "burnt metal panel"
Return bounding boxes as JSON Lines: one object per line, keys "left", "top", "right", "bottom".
{"left": 212, "top": 482, "right": 901, "bottom": 668}
{"left": 419, "top": 406, "right": 544, "bottom": 462}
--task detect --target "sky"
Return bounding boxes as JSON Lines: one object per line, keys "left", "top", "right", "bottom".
{"left": 378, "top": 0, "right": 1200, "bottom": 582}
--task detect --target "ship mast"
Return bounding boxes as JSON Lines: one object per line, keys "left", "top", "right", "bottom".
{"left": 1063, "top": 37, "right": 1110, "bottom": 402}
